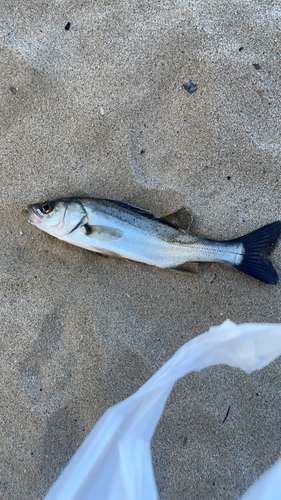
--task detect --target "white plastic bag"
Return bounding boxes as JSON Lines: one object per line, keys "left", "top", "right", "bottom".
{"left": 241, "top": 457, "right": 281, "bottom": 500}
{"left": 44, "top": 320, "right": 281, "bottom": 500}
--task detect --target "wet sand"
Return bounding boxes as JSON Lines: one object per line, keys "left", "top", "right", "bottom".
{"left": 0, "top": 1, "right": 281, "bottom": 498}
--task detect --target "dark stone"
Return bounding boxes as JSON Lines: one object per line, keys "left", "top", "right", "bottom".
{"left": 183, "top": 80, "right": 197, "bottom": 94}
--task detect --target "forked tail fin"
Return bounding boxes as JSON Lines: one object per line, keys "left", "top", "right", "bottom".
{"left": 230, "top": 221, "right": 281, "bottom": 285}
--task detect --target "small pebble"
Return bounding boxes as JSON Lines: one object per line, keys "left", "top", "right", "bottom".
{"left": 20, "top": 231, "right": 23, "bottom": 235}
{"left": 100, "top": 107, "right": 105, "bottom": 115}
{"left": 183, "top": 80, "right": 197, "bottom": 94}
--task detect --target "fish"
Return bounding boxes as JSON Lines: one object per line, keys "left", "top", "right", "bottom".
{"left": 27, "top": 197, "right": 281, "bottom": 285}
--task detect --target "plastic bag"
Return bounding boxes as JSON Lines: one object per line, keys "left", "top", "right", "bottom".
{"left": 44, "top": 320, "right": 281, "bottom": 500}
{"left": 241, "top": 457, "right": 281, "bottom": 500}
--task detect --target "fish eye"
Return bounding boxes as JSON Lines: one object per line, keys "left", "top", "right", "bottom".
{"left": 40, "top": 202, "right": 54, "bottom": 214}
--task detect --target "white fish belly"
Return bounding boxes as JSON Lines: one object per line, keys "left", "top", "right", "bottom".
{"left": 63, "top": 223, "right": 188, "bottom": 267}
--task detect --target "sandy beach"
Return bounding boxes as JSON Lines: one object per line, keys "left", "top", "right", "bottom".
{"left": 1, "top": 0, "right": 281, "bottom": 498}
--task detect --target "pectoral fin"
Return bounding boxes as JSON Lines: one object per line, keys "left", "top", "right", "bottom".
{"left": 162, "top": 207, "right": 193, "bottom": 233}
{"left": 84, "top": 223, "right": 123, "bottom": 241}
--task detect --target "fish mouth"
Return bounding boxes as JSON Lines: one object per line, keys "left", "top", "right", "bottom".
{"left": 27, "top": 206, "right": 43, "bottom": 225}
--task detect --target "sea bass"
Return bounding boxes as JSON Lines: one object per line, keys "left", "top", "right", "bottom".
{"left": 27, "top": 197, "right": 281, "bottom": 285}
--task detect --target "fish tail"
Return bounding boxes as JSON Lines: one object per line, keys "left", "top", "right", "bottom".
{"left": 229, "top": 221, "right": 281, "bottom": 285}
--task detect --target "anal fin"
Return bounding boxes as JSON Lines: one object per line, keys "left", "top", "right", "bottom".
{"left": 168, "top": 262, "right": 199, "bottom": 274}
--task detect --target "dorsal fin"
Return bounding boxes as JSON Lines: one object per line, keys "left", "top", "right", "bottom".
{"left": 162, "top": 207, "right": 193, "bottom": 233}
{"left": 107, "top": 200, "right": 158, "bottom": 220}
{"left": 105, "top": 200, "right": 193, "bottom": 232}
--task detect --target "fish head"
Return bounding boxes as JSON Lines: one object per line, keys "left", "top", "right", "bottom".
{"left": 27, "top": 199, "right": 87, "bottom": 237}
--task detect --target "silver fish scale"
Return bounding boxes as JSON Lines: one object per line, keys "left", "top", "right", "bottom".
{"left": 80, "top": 199, "right": 243, "bottom": 266}
{"left": 82, "top": 199, "right": 196, "bottom": 244}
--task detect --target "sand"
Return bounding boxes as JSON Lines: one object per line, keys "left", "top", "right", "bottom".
{"left": 0, "top": 0, "right": 281, "bottom": 498}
